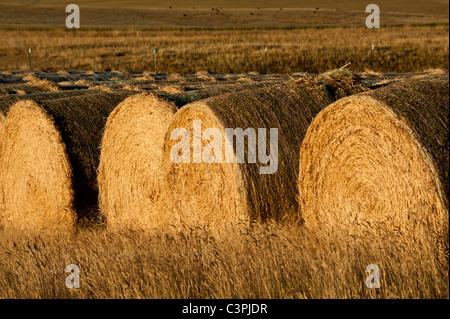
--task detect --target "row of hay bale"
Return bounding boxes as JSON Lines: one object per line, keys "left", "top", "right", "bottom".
{"left": 99, "top": 71, "right": 369, "bottom": 231}
{"left": 0, "top": 83, "right": 277, "bottom": 233}
{"left": 98, "top": 73, "right": 449, "bottom": 248}
{"left": 0, "top": 73, "right": 448, "bottom": 248}
{"left": 162, "top": 74, "right": 447, "bottom": 244}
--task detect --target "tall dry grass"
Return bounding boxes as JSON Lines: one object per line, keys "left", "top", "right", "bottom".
{"left": 0, "top": 221, "right": 447, "bottom": 299}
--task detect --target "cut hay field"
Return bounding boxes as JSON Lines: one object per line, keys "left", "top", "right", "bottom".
{"left": 0, "top": 25, "right": 448, "bottom": 74}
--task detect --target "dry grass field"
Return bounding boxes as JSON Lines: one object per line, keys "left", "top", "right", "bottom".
{"left": 0, "top": 25, "right": 448, "bottom": 73}
{"left": 0, "top": 222, "right": 448, "bottom": 299}
{"left": 0, "top": 0, "right": 448, "bottom": 73}
{"left": 0, "top": 0, "right": 448, "bottom": 302}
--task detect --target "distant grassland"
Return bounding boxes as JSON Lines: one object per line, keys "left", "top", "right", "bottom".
{"left": 0, "top": 5, "right": 447, "bottom": 29}
{"left": 2, "top": 0, "right": 449, "bottom": 15}
{"left": 0, "top": 25, "right": 448, "bottom": 73}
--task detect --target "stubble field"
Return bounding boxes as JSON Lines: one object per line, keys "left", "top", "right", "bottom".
{"left": 0, "top": 25, "right": 448, "bottom": 74}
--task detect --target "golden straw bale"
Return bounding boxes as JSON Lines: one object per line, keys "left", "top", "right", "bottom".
{"left": 89, "top": 84, "right": 113, "bottom": 93}
{"left": 121, "top": 83, "right": 142, "bottom": 92}
{"left": 74, "top": 79, "right": 93, "bottom": 87}
{"left": 168, "top": 73, "right": 185, "bottom": 81}
{"left": 0, "top": 92, "right": 134, "bottom": 233}
{"left": 0, "top": 101, "right": 75, "bottom": 234}
{"left": 134, "top": 74, "right": 155, "bottom": 81}
{"left": 22, "top": 74, "right": 59, "bottom": 92}
{"left": 298, "top": 75, "right": 449, "bottom": 245}
{"left": 196, "top": 74, "right": 217, "bottom": 82}
{"left": 160, "top": 85, "right": 184, "bottom": 94}
{"left": 98, "top": 94, "right": 177, "bottom": 231}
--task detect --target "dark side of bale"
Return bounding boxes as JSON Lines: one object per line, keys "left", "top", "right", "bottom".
{"left": 0, "top": 90, "right": 102, "bottom": 115}
{"left": 366, "top": 75, "right": 449, "bottom": 211}
{"left": 159, "top": 82, "right": 277, "bottom": 107}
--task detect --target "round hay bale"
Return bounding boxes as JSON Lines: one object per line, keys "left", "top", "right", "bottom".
{"left": 89, "top": 84, "right": 113, "bottom": 93}
{"left": 162, "top": 75, "right": 367, "bottom": 230}
{"left": 121, "top": 83, "right": 142, "bottom": 92}
{"left": 0, "top": 91, "right": 134, "bottom": 232}
{"left": 298, "top": 76, "right": 449, "bottom": 241}
{"left": 74, "top": 79, "right": 94, "bottom": 87}
{"left": 22, "top": 74, "right": 59, "bottom": 92}
{"left": 134, "top": 74, "right": 155, "bottom": 81}
{"left": 196, "top": 74, "right": 217, "bottom": 82}
{"left": 163, "top": 103, "right": 249, "bottom": 230}
{"left": 0, "top": 101, "right": 75, "bottom": 234}
{"left": 98, "top": 93, "right": 177, "bottom": 231}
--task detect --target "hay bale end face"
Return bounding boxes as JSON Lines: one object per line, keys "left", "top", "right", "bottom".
{"left": 0, "top": 100, "right": 75, "bottom": 234}
{"left": 298, "top": 76, "right": 449, "bottom": 240}
{"left": 98, "top": 94, "right": 177, "bottom": 231}
{"left": 163, "top": 103, "right": 249, "bottom": 230}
